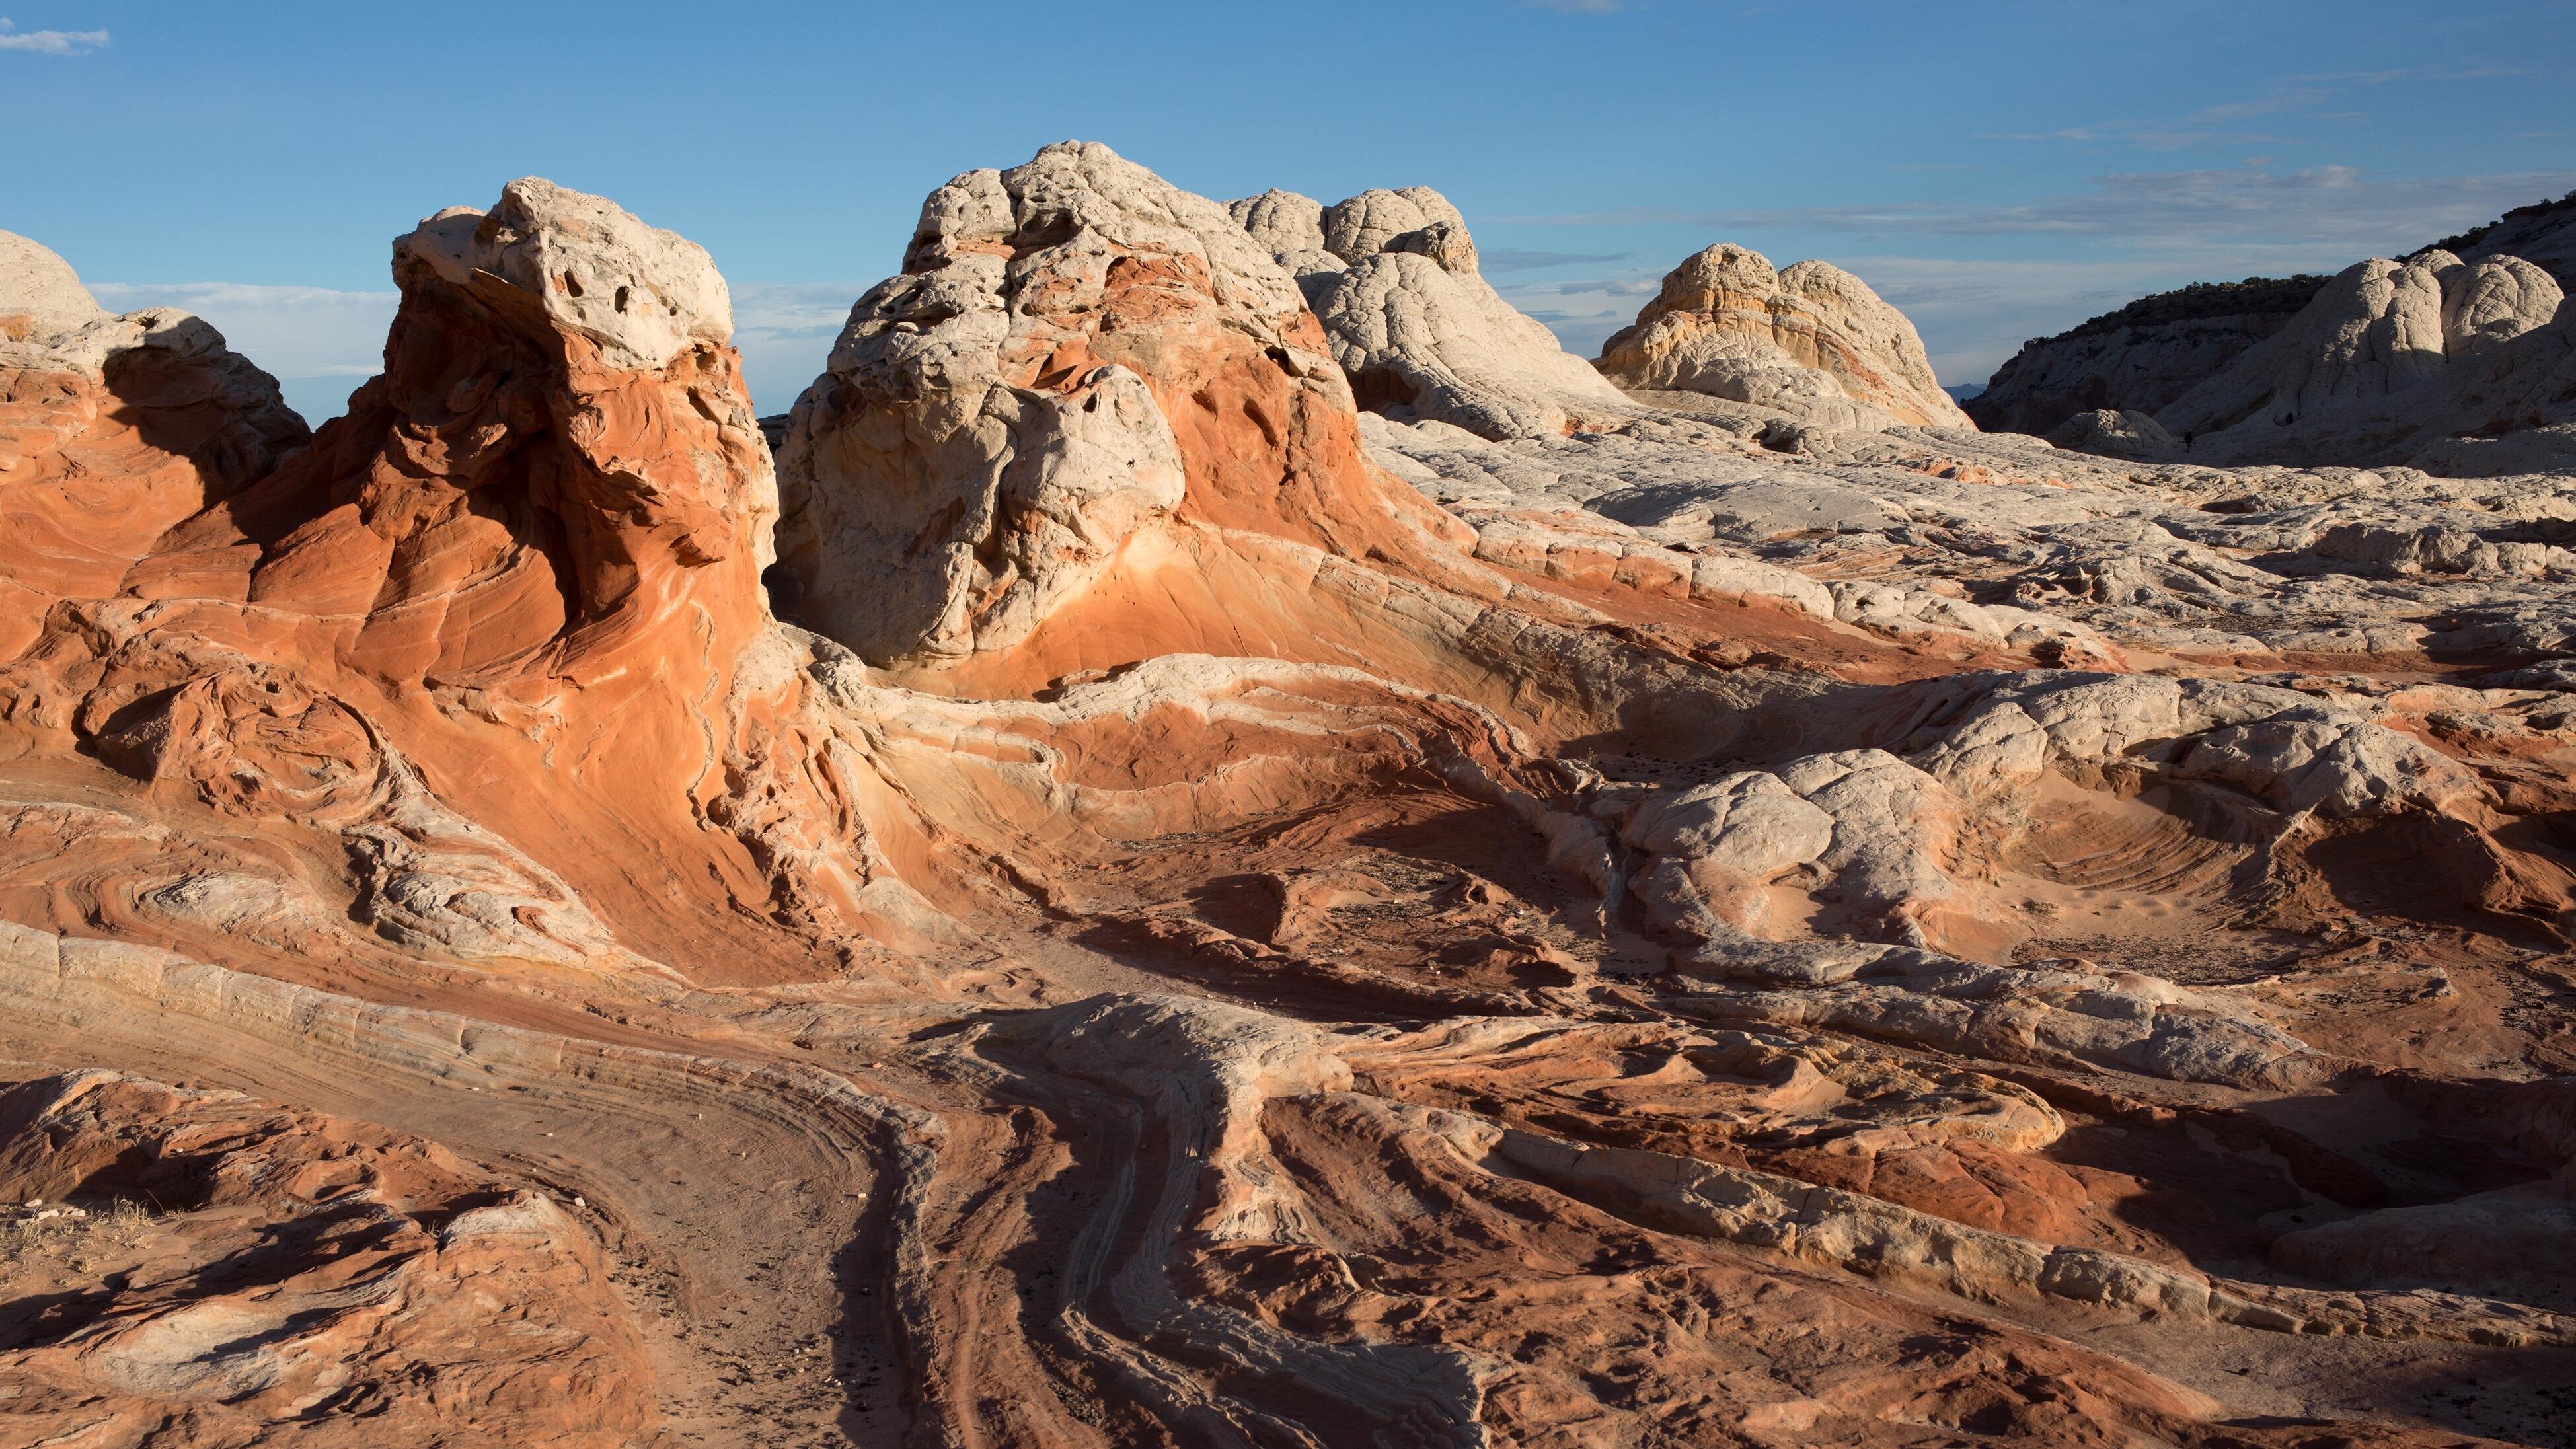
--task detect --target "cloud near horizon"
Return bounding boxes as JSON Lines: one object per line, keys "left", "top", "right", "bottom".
{"left": 731, "top": 282, "right": 865, "bottom": 416}
{"left": 83, "top": 279, "right": 872, "bottom": 424}
{"left": 0, "top": 17, "right": 109, "bottom": 54}
{"left": 1480, "top": 248, "right": 1636, "bottom": 272}
{"left": 1499, "top": 166, "right": 2576, "bottom": 254}
{"left": 89, "top": 282, "right": 395, "bottom": 425}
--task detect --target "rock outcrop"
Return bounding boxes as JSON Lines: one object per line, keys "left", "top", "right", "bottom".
{"left": 2148, "top": 249, "right": 2574, "bottom": 470}
{"left": 2042, "top": 406, "right": 2179, "bottom": 459}
{"left": 133, "top": 178, "right": 776, "bottom": 692}
{"left": 1963, "top": 274, "right": 2331, "bottom": 436}
{"left": 2162, "top": 252, "right": 2511, "bottom": 433}
{"left": 1595, "top": 242, "right": 1973, "bottom": 429}
{"left": 0, "top": 1070, "right": 650, "bottom": 1448}
{"left": 776, "top": 144, "right": 1486, "bottom": 667}
{"left": 1244, "top": 186, "right": 1635, "bottom": 441}
{"left": 1, "top": 231, "right": 310, "bottom": 608}
{"left": 1978, "top": 187, "right": 2576, "bottom": 463}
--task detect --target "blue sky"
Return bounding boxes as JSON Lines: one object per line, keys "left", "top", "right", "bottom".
{"left": 6, "top": 1, "right": 2571, "bottom": 422}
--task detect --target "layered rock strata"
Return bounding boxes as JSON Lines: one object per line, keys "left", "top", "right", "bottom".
{"left": 0, "top": 1069, "right": 651, "bottom": 1448}
{"left": 1, "top": 229, "right": 309, "bottom": 615}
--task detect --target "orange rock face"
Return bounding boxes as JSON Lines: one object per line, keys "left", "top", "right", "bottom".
{"left": 138, "top": 182, "right": 773, "bottom": 694}
{"left": 0, "top": 1071, "right": 651, "bottom": 1449}
{"left": 1, "top": 235, "right": 308, "bottom": 643}
{"left": 2, "top": 151, "right": 2572, "bottom": 1448}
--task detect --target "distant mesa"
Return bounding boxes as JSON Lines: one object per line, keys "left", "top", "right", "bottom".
{"left": 1971, "top": 186, "right": 2576, "bottom": 468}
{"left": 1965, "top": 274, "right": 2335, "bottom": 437}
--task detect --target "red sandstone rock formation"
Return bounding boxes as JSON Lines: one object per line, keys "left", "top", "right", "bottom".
{"left": 0, "top": 1070, "right": 650, "bottom": 1448}
{"left": 1, "top": 229, "right": 307, "bottom": 628}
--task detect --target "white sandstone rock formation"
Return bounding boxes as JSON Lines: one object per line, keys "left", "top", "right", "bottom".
{"left": 397, "top": 178, "right": 734, "bottom": 373}
{"left": 2044, "top": 407, "right": 2178, "bottom": 461}
{"left": 1225, "top": 188, "right": 1328, "bottom": 258}
{"left": 2147, "top": 250, "right": 2573, "bottom": 470}
{"left": 1234, "top": 184, "right": 1635, "bottom": 441}
{"left": 778, "top": 143, "right": 1332, "bottom": 663}
{"left": 0, "top": 229, "right": 110, "bottom": 338}
{"left": 2443, "top": 254, "right": 2563, "bottom": 357}
{"left": 1623, "top": 770, "right": 1835, "bottom": 933}
{"left": 2160, "top": 252, "right": 2467, "bottom": 435}
{"left": 1681, "top": 954, "right": 2326, "bottom": 1090}
{"left": 1596, "top": 243, "right": 1973, "bottom": 431}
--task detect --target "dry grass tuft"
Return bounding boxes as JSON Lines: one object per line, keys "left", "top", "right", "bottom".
{"left": 0, "top": 1197, "right": 157, "bottom": 1275}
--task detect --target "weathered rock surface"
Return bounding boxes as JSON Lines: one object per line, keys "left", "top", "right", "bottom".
{"left": 1596, "top": 242, "right": 1974, "bottom": 429}
{"left": 2045, "top": 404, "right": 2180, "bottom": 459}
{"left": 137, "top": 177, "right": 776, "bottom": 690}
{"left": 0, "top": 1070, "right": 651, "bottom": 1448}
{"left": 2133, "top": 249, "right": 2575, "bottom": 471}
{"left": 776, "top": 144, "right": 1493, "bottom": 669}
{"left": 2161, "top": 252, "right": 2497, "bottom": 434}
{"left": 1980, "top": 190, "right": 2576, "bottom": 477}
{"left": 1965, "top": 274, "right": 2333, "bottom": 436}
{"left": 5, "top": 146, "right": 2573, "bottom": 1449}
{"left": 1263, "top": 185, "right": 1637, "bottom": 441}
{"left": 1975, "top": 188, "right": 2576, "bottom": 445}
{"left": 1, "top": 231, "right": 310, "bottom": 611}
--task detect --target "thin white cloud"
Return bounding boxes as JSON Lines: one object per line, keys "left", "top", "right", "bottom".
{"left": 1480, "top": 248, "right": 1634, "bottom": 272}
{"left": 1492, "top": 274, "right": 1661, "bottom": 356}
{"left": 1971, "top": 67, "right": 2534, "bottom": 153}
{"left": 0, "top": 17, "right": 109, "bottom": 54}
{"left": 731, "top": 281, "right": 864, "bottom": 416}
{"left": 82, "top": 279, "right": 866, "bottom": 423}
{"left": 90, "top": 282, "right": 397, "bottom": 424}
{"left": 1497, "top": 166, "right": 2576, "bottom": 256}
{"left": 1817, "top": 256, "right": 2270, "bottom": 387}
{"left": 730, "top": 281, "right": 860, "bottom": 340}
{"left": 2189, "top": 88, "right": 2334, "bottom": 124}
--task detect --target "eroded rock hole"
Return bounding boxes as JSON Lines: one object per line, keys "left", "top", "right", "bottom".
{"left": 1351, "top": 367, "right": 1420, "bottom": 414}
